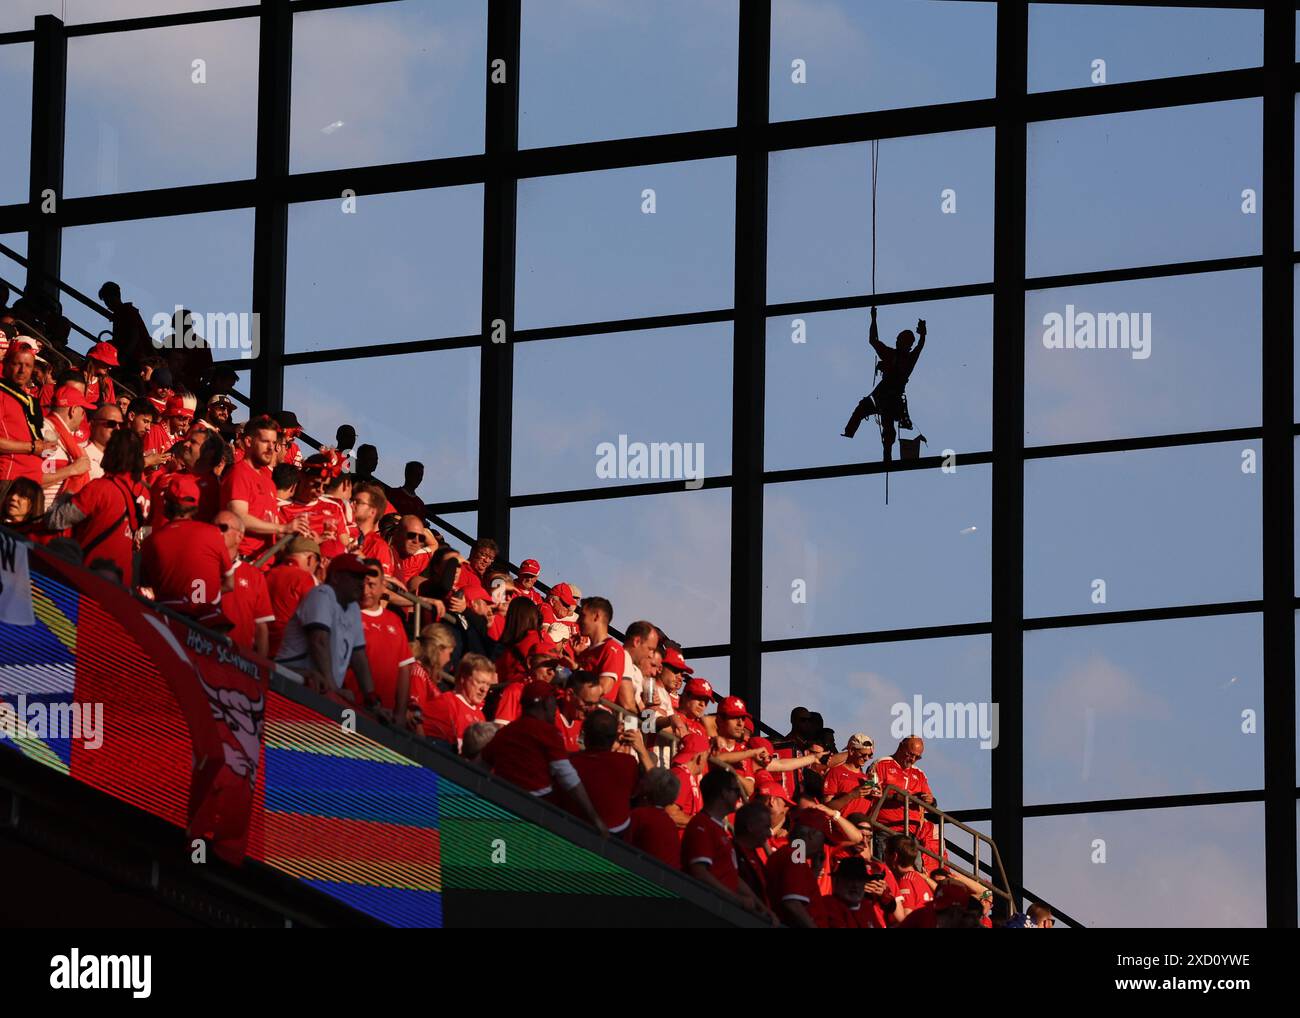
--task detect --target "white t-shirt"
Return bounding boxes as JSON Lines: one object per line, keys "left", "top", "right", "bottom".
{"left": 275, "top": 583, "right": 366, "bottom": 689}
{"left": 85, "top": 441, "right": 105, "bottom": 481}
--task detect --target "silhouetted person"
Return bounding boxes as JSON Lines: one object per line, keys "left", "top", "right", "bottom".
{"left": 387, "top": 460, "right": 426, "bottom": 518}
{"left": 842, "top": 306, "right": 926, "bottom": 463}
{"left": 355, "top": 443, "right": 378, "bottom": 484}
{"left": 167, "top": 307, "right": 213, "bottom": 395}
{"left": 0, "top": 281, "right": 9, "bottom": 314}
{"left": 335, "top": 424, "right": 356, "bottom": 454}
{"left": 98, "top": 281, "right": 154, "bottom": 378}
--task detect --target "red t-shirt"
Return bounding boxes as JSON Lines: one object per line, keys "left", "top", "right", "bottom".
{"left": 570, "top": 749, "right": 640, "bottom": 833}
{"left": 360, "top": 529, "right": 394, "bottom": 576}
{"left": 266, "top": 563, "right": 316, "bottom": 657}
{"left": 813, "top": 894, "right": 876, "bottom": 929}
{"left": 69, "top": 475, "right": 140, "bottom": 585}
{"left": 220, "top": 459, "right": 279, "bottom": 557}
{"left": 671, "top": 764, "right": 702, "bottom": 822}
{"left": 823, "top": 763, "right": 875, "bottom": 798}
{"left": 674, "top": 713, "right": 709, "bottom": 741}
{"left": 422, "top": 692, "right": 485, "bottom": 749}
{"left": 0, "top": 387, "right": 43, "bottom": 483}
{"left": 139, "top": 518, "right": 231, "bottom": 605}
{"left": 395, "top": 548, "right": 432, "bottom": 588}
{"left": 493, "top": 681, "right": 525, "bottom": 724}
{"left": 765, "top": 843, "right": 820, "bottom": 913}
{"left": 554, "top": 711, "right": 583, "bottom": 753}
{"left": 344, "top": 606, "right": 415, "bottom": 711}
{"left": 681, "top": 813, "right": 739, "bottom": 892}
{"left": 873, "top": 757, "right": 932, "bottom": 830}
{"left": 221, "top": 559, "right": 274, "bottom": 654}
{"left": 577, "top": 637, "right": 626, "bottom": 700}
{"left": 279, "top": 497, "right": 349, "bottom": 542}
{"left": 893, "top": 869, "right": 934, "bottom": 919}
{"left": 480, "top": 713, "right": 569, "bottom": 795}
{"left": 624, "top": 806, "right": 681, "bottom": 868}
{"left": 496, "top": 630, "right": 547, "bottom": 687}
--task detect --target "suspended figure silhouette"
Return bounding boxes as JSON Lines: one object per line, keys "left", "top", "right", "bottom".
{"left": 841, "top": 305, "right": 927, "bottom": 465}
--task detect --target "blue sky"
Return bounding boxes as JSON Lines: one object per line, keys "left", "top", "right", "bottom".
{"left": 0, "top": 0, "right": 1287, "bottom": 927}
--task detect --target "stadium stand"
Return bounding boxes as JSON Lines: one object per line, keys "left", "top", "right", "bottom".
{"left": 0, "top": 250, "right": 1066, "bottom": 928}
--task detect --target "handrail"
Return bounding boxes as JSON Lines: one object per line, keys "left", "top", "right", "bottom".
{"left": 868, "top": 782, "right": 1015, "bottom": 908}
{"left": 939, "top": 837, "right": 1083, "bottom": 928}
{"left": 0, "top": 239, "right": 113, "bottom": 322}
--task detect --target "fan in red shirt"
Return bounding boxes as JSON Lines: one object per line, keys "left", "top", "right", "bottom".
{"left": 624, "top": 767, "right": 684, "bottom": 866}
{"left": 681, "top": 769, "right": 766, "bottom": 917}
{"left": 666, "top": 732, "right": 709, "bottom": 830}
{"left": 885, "top": 833, "right": 935, "bottom": 923}
{"left": 213, "top": 510, "right": 275, "bottom": 658}
{"left": 81, "top": 341, "right": 119, "bottom": 409}
{"left": 493, "top": 598, "right": 548, "bottom": 692}
{"left": 422, "top": 653, "right": 495, "bottom": 749}
{"left": 46, "top": 429, "right": 145, "bottom": 585}
{"left": 733, "top": 800, "right": 776, "bottom": 914}
{"left": 553, "top": 669, "right": 604, "bottom": 752}
{"left": 515, "top": 558, "right": 545, "bottom": 605}
{"left": 272, "top": 411, "right": 304, "bottom": 468}
{"left": 812, "top": 856, "right": 880, "bottom": 928}
{"left": 480, "top": 679, "right": 607, "bottom": 834}
{"left": 343, "top": 565, "right": 417, "bottom": 730}
{"left": 350, "top": 482, "right": 394, "bottom": 576}
{"left": 222, "top": 415, "right": 308, "bottom": 557}
{"left": 278, "top": 454, "right": 350, "bottom": 542}
{"left": 537, "top": 581, "right": 579, "bottom": 637}
{"left": 455, "top": 537, "right": 497, "bottom": 604}
{"left": 146, "top": 426, "right": 222, "bottom": 525}
{"left": 567, "top": 710, "right": 650, "bottom": 834}
{"left": 574, "top": 596, "right": 626, "bottom": 701}
{"left": 393, "top": 515, "right": 435, "bottom": 587}
{"left": 0, "top": 344, "right": 51, "bottom": 484}
{"left": 139, "top": 474, "right": 232, "bottom": 607}
{"left": 266, "top": 537, "right": 320, "bottom": 657}
{"left": 873, "top": 737, "right": 936, "bottom": 847}
{"left": 667, "top": 677, "right": 713, "bottom": 742}
{"left": 765, "top": 809, "right": 828, "bottom": 928}
{"left": 898, "top": 876, "right": 979, "bottom": 928}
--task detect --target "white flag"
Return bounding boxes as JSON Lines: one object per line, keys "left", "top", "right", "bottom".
{"left": 0, "top": 532, "right": 35, "bottom": 626}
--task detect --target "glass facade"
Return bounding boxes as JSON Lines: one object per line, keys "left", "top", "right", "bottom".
{"left": 0, "top": 0, "right": 1293, "bottom": 929}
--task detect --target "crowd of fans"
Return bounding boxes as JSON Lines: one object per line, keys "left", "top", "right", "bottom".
{"left": 0, "top": 289, "right": 1053, "bottom": 929}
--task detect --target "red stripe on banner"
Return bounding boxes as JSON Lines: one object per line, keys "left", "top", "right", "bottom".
{"left": 261, "top": 811, "right": 441, "bottom": 867}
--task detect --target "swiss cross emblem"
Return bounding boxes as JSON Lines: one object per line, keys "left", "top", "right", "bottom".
{"left": 238, "top": 577, "right": 249, "bottom": 588}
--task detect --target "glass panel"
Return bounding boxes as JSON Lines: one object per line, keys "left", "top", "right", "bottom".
{"left": 0, "top": 234, "right": 26, "bottom": 291}
{"left": 430, "top": 510, "right": 477, "bottom": 555}
{"left": 765, "top": 297, "right": 992, "bottom": 472}
{"left": 683, "top": 656, "right": 729, "bottom": 699}
{"left": 1025, "top": 442, "right": 1261, "bottom": 617}
{"left": 515, "top": 158, "right": 734, "bottom": 330}
{"left": 768, "top": 130, "right": 994, "bottom": 305}
{"left": 1026, "top": 269, "right": 1260, "bottom": 446}
{"left": 519, "top": 0, "right": 737, "bottom": 149}
{"left": 0, "top": 3, "right": 58, "bottom": 33}
{"left": 761, "top": 638, "right": 992, "bottom": 812}
{"left": 290, "top": 0, "right": 487, "bottom": 173}
{"left": 0, "top": 43, "right": 33, "bottom": 205}
{"left": 1024, "top": 614, "right": 1262, "bottom": 807}
{"left": 512, "top": 323, "right": 731, "bottom": 496}
{"left": 1027, "top": 100, "right": 1261, "bottom": 278}
{"left": 1029, "top": 4, "right": 1262, "bottom": 94}
{"left": 66, "top": 1, "right": 258, "bottom": 21}
{"left": 284, "top": 348, "right": 479, "bottom": 507}
{"left": 763, "top": 468, "right": 991, "bottom": 640}
{"left": 769, "top": 0, "right": 996, "bottom": 122}
{"left": 61, "top": 209, "right": 255, "bottom": 359}
{"left": 1024, "top": 804, "right": 1266, "bottom": 927}
{"left": 285, "top": 185, "right": 483, "bottom": 356}
{"left": 64, "top": 19, "right": 259, "bottom": 197}
{"left": 510, "top": 489, "right": 731, "bottom": 649}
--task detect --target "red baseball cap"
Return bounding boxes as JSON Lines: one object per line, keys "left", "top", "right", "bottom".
{"left": 794, "top": 808, "right": 833, "bottom": 838}
{"left": 519, "top": 558, "right": 540, "bottom": 577}
{"left": 164, "top": 395, "right": 193, "bottom": 418}
{"left": 672, "top": 732, "right": 711, "bottom": 765}
{"left": 681, "top": 677, "right": 714, "bottom": 701}
{"left": 743, "top": 716, "right": 755, "bottom": 734}
{"left": 327, "top": 553, "right": 373, "bottom": 578}
{"left": 54, "top": 385, "right": 96, "bottom": 410}
{"left": 934, "top": 881, "right": 973, "bottom": 911}
{"left": 87, "top": 341, "right": 119, "bottom": 367}
{"left": 755, "top": 774, "right": 795, "bottom": 805}
{"left": 750, "top": 736, "right": 775, "bottom": 754}
{"left": 521, "top": 679, "right": 556, "bottom": 706}
{"left": 164, "top": 474, "right": 200, "bottom": 506}
{"left": 718, "top": 695, "right": 749, "bottom": 719}
{"left": 661, "top": 646, "right": 693, "bottom": 674}
{"left": 550, "top": 581, "right": 577, "bottom": 608}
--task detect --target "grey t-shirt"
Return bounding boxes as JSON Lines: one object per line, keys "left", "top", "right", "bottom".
{"left": 275, "top": 583, "right": 365, "bottom": 688}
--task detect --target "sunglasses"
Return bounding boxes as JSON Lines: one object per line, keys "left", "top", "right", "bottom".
{"left": 216, "top": 523, "right": 242, "bottom": 534}
{"left": 404, "top": 531, "right": 423, "bottom": 542}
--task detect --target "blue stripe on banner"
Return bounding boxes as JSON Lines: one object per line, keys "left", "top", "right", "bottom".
{"left": 0, "top": 692, "right": 76, "bottom": 767}
{"left": 264, "top": 748, "right": 441, "bottom": 827}
{"left": 301, "top": 879, "right": 443, "bottom": 929}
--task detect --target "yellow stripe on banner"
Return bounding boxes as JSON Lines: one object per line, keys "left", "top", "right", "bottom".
{"left": 0, "top": 703, "right": 70, "bottom": 775}
{"left": 30, "top": 581, "right": 77, "bottom": 654}
{"left": 264, "top": 722, "right": 418, "bottom": 765}
{"left": 264, "top": 856, "right": 441, "bottom": 891}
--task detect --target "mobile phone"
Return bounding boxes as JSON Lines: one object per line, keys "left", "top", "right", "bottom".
{"left": 621, "top": 714, "right": 637, "bottom": 733}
